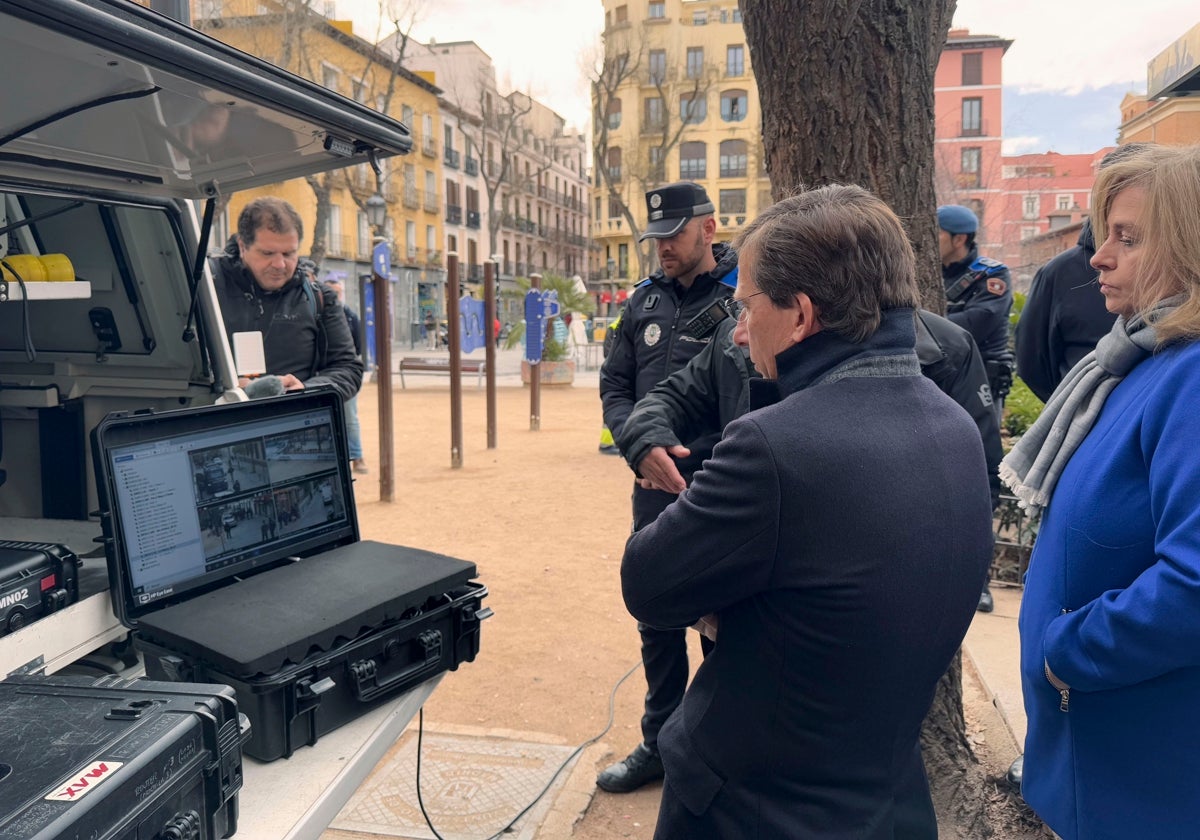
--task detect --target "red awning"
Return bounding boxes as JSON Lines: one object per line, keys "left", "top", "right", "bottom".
{"left": 616, "top": 289, "right": 628, "bottom": 302}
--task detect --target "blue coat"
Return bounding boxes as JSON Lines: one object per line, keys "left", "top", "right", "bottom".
{"left": 1019, "top": 338, "right": 1200, "bottom": 839}
{"left": 622, "top": 311, "right": 994, "bottom": 838}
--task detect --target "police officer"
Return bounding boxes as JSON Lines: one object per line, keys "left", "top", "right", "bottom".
{"left": 938, "top": 205, "right": 1014, "bottom": 416}
{"left": 597, "top": 181, "right": 738, "bottom": 793}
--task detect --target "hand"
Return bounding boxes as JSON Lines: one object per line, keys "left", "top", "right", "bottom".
{"left": 692, "top": 614, "right": 718, "bottom": 642}
{"left": 635, "top": 445, "right": 690, "bottom": 494}
{"left": 278, "top": 374, "right": 305, "bottom": 391}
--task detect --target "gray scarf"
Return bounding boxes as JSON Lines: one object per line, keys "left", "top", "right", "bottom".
{"left": 999, "top": 296, "right": 1181, "bottom": 512}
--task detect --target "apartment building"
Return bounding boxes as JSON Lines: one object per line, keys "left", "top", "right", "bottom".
{"left": 593, "top": 0, "right": 765, "bottom": 297}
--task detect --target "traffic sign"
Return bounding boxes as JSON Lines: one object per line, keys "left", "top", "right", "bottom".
{"left": 372, "top": 241, "right": 390, "bottom": 278}
{"left": 524, "top": 289, "right": 544, "bottom": 363}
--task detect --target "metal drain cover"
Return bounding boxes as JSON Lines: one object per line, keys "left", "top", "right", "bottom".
{"left": 330, "top": 730, "right": 579, "bottom": 839}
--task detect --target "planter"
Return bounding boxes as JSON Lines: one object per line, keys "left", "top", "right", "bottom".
{"left": 520, "top": 359, "right": 576, "bottom": 386}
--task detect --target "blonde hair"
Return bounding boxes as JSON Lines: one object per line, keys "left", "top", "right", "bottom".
{"left": 1091, "top": 144, "right": 1200, "bottom": 345}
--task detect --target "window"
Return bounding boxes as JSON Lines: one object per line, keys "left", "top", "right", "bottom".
{"left": 681, "top": 93, "right": 707, "bottom": 124}
{"left": 961, "top": 97, "right": 982, "bottom": 136}
{"left": 648, "top": 0, "right": 665, "bottom": 18}
{"left": 321, "top": 63, "right": 340, "bottom": 92}
{"left": 614, "top": 4, "right": 627, "bottom": 23}
{"left": 327, "top": 204, "right": 342, "bottom": 248}
{"left": 607, "top": 147, "right": 622, "bottom": 181}
{"left": 961, "top": 52, "right": 982, "bottom": 86}
{"left": 351, "top": 81, "right": 366, "bottom": 104}
{"left": 1021, "top": 226, "right": 1040, "bottom": 240}
{"left": 608, "top": 194, "right": 622, "bottom": 218}
{"left": 644, "top": 96, "right": 665, "bottom": 130}
{"left": 427, "top": 225, "right": 436, "bottom": 251}
{"left": 406, "top": 221, "right": 417, "bottom": 259}
{"left": 606, "top": 97, "right": 622, "bottom": 129}
{"left": 618, "top": 243, "right": 629, "bottom": 276}
{"left": 1056, "top": 194, "right": 1073, "bottom": 210}
{"left": 960, "top": 147, "right": 981, "bottom": 187}
{"left": 649, "top": 145, "right": 665, "bottom": 174}
{"left": 721, "top": 89, "right": 748, "bottom": 122}
{"left": 357, "top": 212, "right": 370, "bottom": 256}
{"left": 719, "top": 139, "right": 747, "bottom": 177}
{"left": 595, "top": 197, "right": 602, "bottom": 220}
{"left": 444, "top": 124, "right": 455, "bottom": 151}
{"left": 692, "top": 9, "right": 707, "bottom": 25}
{"left": 687, "top": 47, "right": 705, "bottom": 79}
{"left": 731, "top": 7, "right": 742, "bottom": 23}
{"left": 401, "top": 105, "right": 414, "bottom": 126}
{"left": 648, "top": 50, "right": 666, "bottom": 85}
{"left": 1023, "top": 194, "right": 1039, "bottom": 219}
{"left": 726, "top": 45, "right": 744, "bottom": 76}
{"left": 679, "top": 141, "right": 707, "bottom": 179}
{"left": 719, "top": 189, "right": 746, "bottom": 214}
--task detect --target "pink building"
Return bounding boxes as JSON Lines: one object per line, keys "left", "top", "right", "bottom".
{"left": 997, "top": 150, "right": 1113, "bottom": 286}
{"left": 934, "top": 28, "right": 1012, "bottom": 254}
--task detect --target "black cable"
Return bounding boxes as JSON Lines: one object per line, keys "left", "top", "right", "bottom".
{"left": 415, "top": 660, "right": 643, "bottom": 840}
{"left": 0, "top": 258, "right": 36, "bottom": 361}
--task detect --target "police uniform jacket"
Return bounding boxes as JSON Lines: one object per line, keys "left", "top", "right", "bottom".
{"left": 600, "top": 243, "right": 737, "bottom": 480}
{"left": 622, "top": 309, "right": 994, "bottom": 839}
{"left": 1014, "top": 221, "right": 1116, "bottom": 403}
{"left": 942, "top": 246, "right": 1013, "bottom": 362}
{"left": 212, "top": 237, "right": 362, "bottom": 401}
{"left": 617, "top": 311, "right": 1003, "bottom": 508}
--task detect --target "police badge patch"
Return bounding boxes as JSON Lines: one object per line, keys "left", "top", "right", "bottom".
{"left": 987, "top": 277, "right": 1008, "bottom": 296}
{"left": 644, "top": 323, "right": 661, "bottom": 346}
{"left": 650, "top": 193, "right": 662, "bottom": 209}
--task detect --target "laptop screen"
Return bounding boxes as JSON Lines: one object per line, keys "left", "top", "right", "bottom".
{"left": 96, "top": 391, "right": 357, "bottom": 614}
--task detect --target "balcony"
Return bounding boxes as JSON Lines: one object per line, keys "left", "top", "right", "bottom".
{"left": 515, "top": 261, "right": 526, "bottom": 276}
{"left": 958, "top": 119, "right": 990, "bottom": 137}
{"left": 422, "top": 134, "right": 437, "bottom": 157}
{"left": 467, "top": 263, "right": 483, "bottom": 281}
{"left": 424, "top": 190, "right": 439, "bottom": 212}
{"left": 466, "top": 210, "right": 481, "bottom": 229}
{"left": 402, "top": 186, "right": 420, "bottom": 210}
{"left": 465, "top": 157, "right": 480, "bottom": 176}
{"left": 444, "top": 148, "right": 461, "bottom": 169}
{"left": 446, "top": 203, "right": 463, "bottom": 224}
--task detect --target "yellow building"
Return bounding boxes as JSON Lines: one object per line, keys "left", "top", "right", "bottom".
{"left": 195, "top": 0, "right": 446, "bottom": 340}
{"left": 593, "top": 0, "right": 766, "bottom": 293}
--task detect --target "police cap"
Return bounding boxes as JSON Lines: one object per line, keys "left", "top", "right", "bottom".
{"left": 639, "top": 182, "right": 715, "bottom": 241}
{"left": 937, "top": 205, "right": 978, "bottom": 235}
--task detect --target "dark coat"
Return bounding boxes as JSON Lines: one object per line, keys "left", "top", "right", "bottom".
{"left": 942, "top": 246, "right": 1013, "bottom": 363}
{"left": 600, "top": 243, "right": 737, "bottom": 480}
{"left": 622, "top": 311, "right": 994, "bottom": 839}
{"left": 211, "top": 238, "right": 362, "bottom": 401}
{"left": 619, "top": 310, "right": 1003, "bottom": 507}
{"left": 1014, "top": 221, "right": 1117, "bottom": 403}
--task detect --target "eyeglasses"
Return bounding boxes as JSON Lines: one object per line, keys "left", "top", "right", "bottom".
{"left": 724, "top": 290, "right": 767, "bottom": 322}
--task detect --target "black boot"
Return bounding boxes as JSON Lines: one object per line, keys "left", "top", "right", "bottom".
{"left": 1007, "top": 754, "right": 1023, "bottom": 789}
{"left": 978, "top": 585, "right": 995, "bottom": 613}
{"left": 596, "top": 743, "right": 664, "bottom": 793}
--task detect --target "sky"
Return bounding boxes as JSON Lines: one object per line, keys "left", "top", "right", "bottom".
{"left": 339, "top": 0, "right": 1199, "bottom": 155}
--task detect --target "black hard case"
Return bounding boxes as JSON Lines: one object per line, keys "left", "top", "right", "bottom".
{"left": 0, "top": 674, "right": 243, "bottom": 840}
{"left": 0, "top": 541, "right": 80, "bottom": 636}
{"left": 90, "top": 392, "right": 487, "bottom": 761}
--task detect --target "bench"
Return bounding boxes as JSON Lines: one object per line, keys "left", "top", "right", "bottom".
{"left": 398, "top": 356, "right": 486, "bottom": 389}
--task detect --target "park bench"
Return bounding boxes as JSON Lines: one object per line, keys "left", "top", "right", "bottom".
{"left": 398, "top": 356, "right": 486, "bottom": 388}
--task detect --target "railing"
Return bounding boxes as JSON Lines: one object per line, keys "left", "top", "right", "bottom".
{"left": 444, "top": 148, "right": 461, "bottom": 169}
{"left": 422, "top": 134, "right": 437, "bottom": 157}
{"left": 466, "top": 264, "right": 483, "bottom": 281}
{"left": 446, "top": 204, "right": 463, "bottom": 224}
{"left": 424, "top": 190, "right": 439, "bottom": 212}
{"left": 465, "top": 157, "right": 479, "bottom": 176}
{"left": 466, "top": 210, "right": 481, "bottom": 229}
{"left": 402, "top": 186, "right": 420, "bottom": 210}
{"left": 958, "top": 119, "right": 989, "bottom": 137}
{"left": 515, "top": 261, "right": 526, "bottom": 276}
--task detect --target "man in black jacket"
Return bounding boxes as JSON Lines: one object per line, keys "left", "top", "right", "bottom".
{"left": 211, "top": 197, "right": 362, "bottom": 402}
{"left": 597, "top": 182, "right": 737, "bottom": 794}
{"left": 623, "top": 186, "right": 993, "bottom": 839}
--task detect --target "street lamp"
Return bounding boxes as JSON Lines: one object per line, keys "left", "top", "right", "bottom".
{"left": 365, "top": 193, "right": 387, "bottom": 232}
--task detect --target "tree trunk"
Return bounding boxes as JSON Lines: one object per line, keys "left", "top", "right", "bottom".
{"left": 742, "top": 0, "right": 951, "bottom": 313}
{"left": 742, "top": 3, "right": 1052, "bottom": 835}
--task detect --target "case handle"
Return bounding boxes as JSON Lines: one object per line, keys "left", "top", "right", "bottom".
{"left": 349, "top": 629, "right": 443, "bottom": 703}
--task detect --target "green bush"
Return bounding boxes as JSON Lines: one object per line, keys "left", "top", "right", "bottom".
{"left": 1003, "top": 375, "right": 1044, "bottom": 441}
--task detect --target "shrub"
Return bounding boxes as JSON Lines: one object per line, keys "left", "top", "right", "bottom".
{"left": 1003, "top": 375, "right": 1044, "bottom": 442}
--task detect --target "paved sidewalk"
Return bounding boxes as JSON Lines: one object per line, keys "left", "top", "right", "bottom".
{"left": 963, "top": 585, "right": 1026, "bottom": 751}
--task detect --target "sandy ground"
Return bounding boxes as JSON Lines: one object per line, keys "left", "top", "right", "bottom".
{"left": 333, "top": 378, "right": 1024, "bottom": 839}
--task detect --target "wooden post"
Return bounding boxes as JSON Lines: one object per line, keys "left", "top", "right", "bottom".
{"left": 484, "top": 260, "right": 498, "bottom": 449}
{"left": 529, "top": 272, "right": 541, "bottom": 432}
{"left": 372, "top": 245, "right": 394, "bottom": 503}
{"left": 446, "top": 253, "right": 464, "bottom": 468}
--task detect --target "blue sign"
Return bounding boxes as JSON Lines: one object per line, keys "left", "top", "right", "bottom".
{"left": 543, "top": 290, "right": 560, "bottom": 319}
{"left": 459, "top": 295, "right": 485, "bottom": 354}
{"left": 372, "top": 241, "right": 390, "bottom": 278}
{"left": 362, "top": 279, "right": 376, "bottom": 370}
{"left": 523, "top": 289, "right": 545, "bottom": 363}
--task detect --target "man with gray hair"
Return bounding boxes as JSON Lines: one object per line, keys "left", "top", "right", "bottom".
{"left": 622, "top": 185, "right": 994, "bottom": 838}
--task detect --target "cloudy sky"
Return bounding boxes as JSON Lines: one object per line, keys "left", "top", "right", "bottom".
{"left": 340, "top": 0, "right": 1198, "bottom": 154}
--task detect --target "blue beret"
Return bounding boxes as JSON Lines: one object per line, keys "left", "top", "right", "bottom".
{"left": 937, "top": 205, "right": 978, "bottom": 235}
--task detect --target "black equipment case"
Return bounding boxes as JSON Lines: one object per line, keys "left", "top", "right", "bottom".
{"left": 0, "top": 541, "right": 80, "bottom": 636}
{"left": 0, "top": 674, "right": 244, "bottom": 840}
{"left": 90, "top": 390, "right": 489, "bottom": 761}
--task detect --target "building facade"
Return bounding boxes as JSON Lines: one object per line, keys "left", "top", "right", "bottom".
{"left": 195, "top": 0, "right": 446, "bottom": 351}
{"left": 933, "top": 28, "right": 1012, "bottom": 256}
{"left": 592, "top": 0, "right": 765, "bottom": 305}
{"left": 1118, "top": 22, "right": 1200, "bottom": 145}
